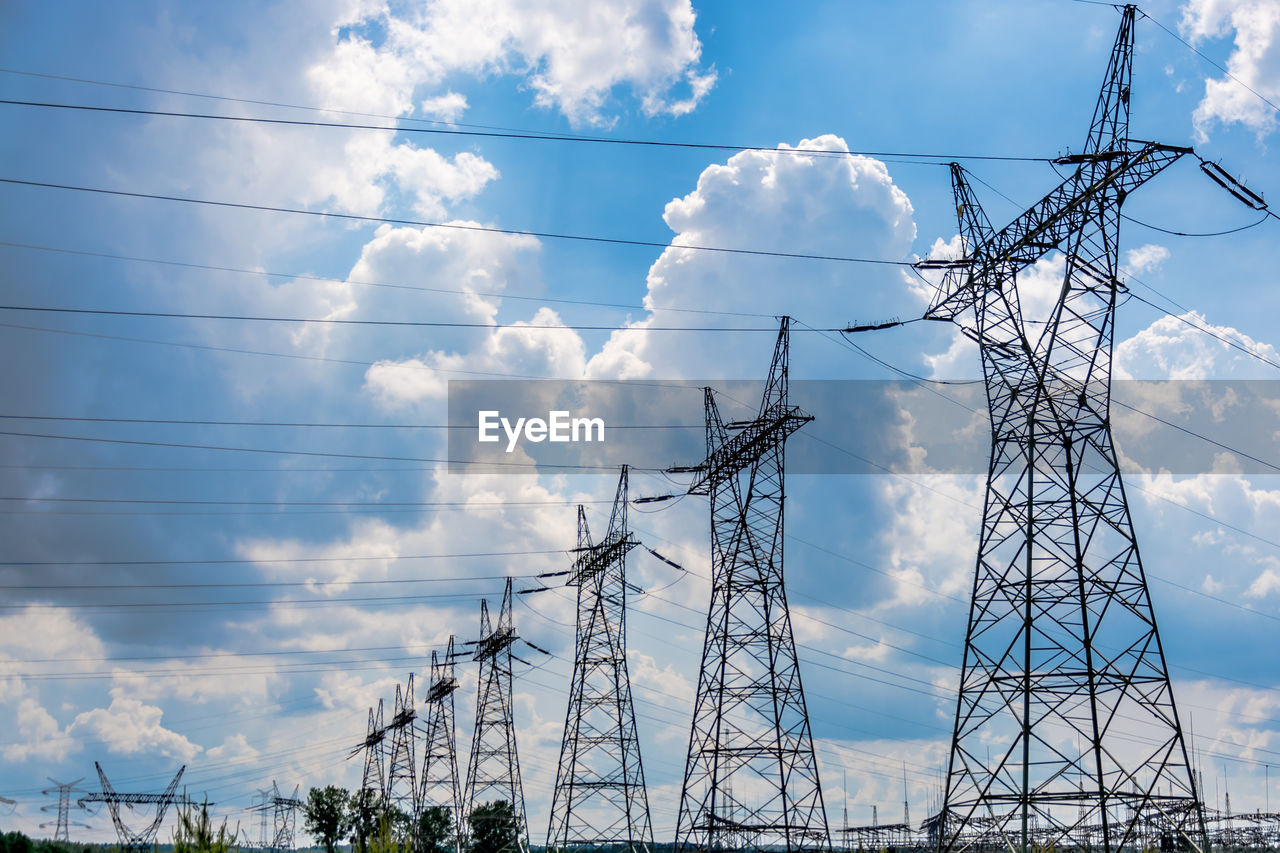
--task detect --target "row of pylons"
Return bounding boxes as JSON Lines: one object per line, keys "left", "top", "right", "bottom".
{"left": 354, "top": 6, "right": 1218, "bottom": 853}
{"left": 353, "top": 318, "right": 826, "bottom": 853}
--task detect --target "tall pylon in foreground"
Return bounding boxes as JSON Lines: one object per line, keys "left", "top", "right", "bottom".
{"left": 675, "top": 317, "right": 830, "bottom": 852}
{"left": 464, "top": 578, "right": 528, "bottom": 853}
{"left": 925, "top": 7, "right": 1206, "bottom": 852}
{"left": 548, "top": 466, "right": 653, "bottom": 853}
{"left": 420, "top": 636, "right": 465, "bottom": 853}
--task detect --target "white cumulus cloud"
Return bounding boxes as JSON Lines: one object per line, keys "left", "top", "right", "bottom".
{"left": 70, "top": 695, "right": 202, "bottom": 762}
{"left": 1180, "top": 0, "right": 1280, "bottom": 140}
{"left": 309, "top": 0, "right": 716, "bottom": 127}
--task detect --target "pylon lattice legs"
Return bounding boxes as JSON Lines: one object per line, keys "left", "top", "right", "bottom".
{"left": 464, "top": 578, "right": 528, "bottom": 853}
{"left": 928, "top": 8, "right": 1206, "bottom": 852}
{"left": 676, "top": 319, "right": 830, "bottom": 852}
{"left": 421, "top": 636, "right": 464, "bottom": 853}
{"left": 548, "top": 467, "right": 653, "bottom": 853}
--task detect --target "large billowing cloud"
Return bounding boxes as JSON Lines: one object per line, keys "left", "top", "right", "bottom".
{"left": 353, "top": 134, "right": 920, "bottom": 405}
{"left": 1180, "top": 0, "right": 1280, "bottom": 140}
{"left": 69, "top": 694, "right": 202, "bottom": 761}
{"left": 311, "top": 0, "right": 716, "bottom": 126}
{"left": 587, "top": 135, "right": 918, "bottom": 380}
{"left": 1116, "top": 309, "right": 1280, "bottom": 379}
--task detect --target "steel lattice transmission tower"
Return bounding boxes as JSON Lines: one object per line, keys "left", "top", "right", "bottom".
{"left": 40, "top": 777, "right": 91, "bottom": 843}
{"left": 81, "top": 762, "right": 189, "bottom": 853}
{"left": 464, "top": 577, "right": 528, "bottom": 853}
{"left": 269, "top": 782, "right": 304, "bottom": 850}
{"left": 386, "top": 675, "right": 419, "bottom": 825}
{"left": 925, "top": 7, "right": 1207, "bottom": 852}
{"left": 548, "top": 465, "right": 653, "bottom": 853}
{"left": 420, "top": 635, "right": 465, "bottom": 853}
{"left": 675, "top": 317, "right": 830, "bottom": 852}
{"left": 351, "top": 699, "right": 388, "bottom": 828}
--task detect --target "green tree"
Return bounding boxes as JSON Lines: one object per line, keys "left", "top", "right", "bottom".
{"left": 418, "top": 806, "right": 454, "bottom": 853}
{"left": 0, "top": 832, "right": 33, "bottom": 853}
{"left": 304, "top": 786, "right": 352, "bottom": 853}
{"left": 466, "top": 801, "right": 520, "bottom": 853}
{"left": 347, "top": 788, "right": 386, "bottom": 853}
{"left": 172, "top": 799, "right": 235, "bottom": 853}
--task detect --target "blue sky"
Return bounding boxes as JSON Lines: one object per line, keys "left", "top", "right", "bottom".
{"left": 1, "top": 0, "right": 1279, "bottom": 843}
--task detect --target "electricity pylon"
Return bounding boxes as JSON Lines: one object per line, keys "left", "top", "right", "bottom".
{"left": 548, "top": 466, "right": 653, "bottom": 853}
{"left": 464, "top": 578, "right": 528, "bottom": 853}
{"left": 350, "top": 699, "right": 387, "bottom": 835}
{"left": 251, "top": 782, "right": 303, "bottom": 851}
{"left": 386, "top": 675, "right": 419, "bottom": 826}
{"left": 81, "top": 763, "right": 189, "bottom": 853}
{"left": 674, "top": 317, "right": 830, "bottom": 852}
{"left": 40, "top": 777, "right": 91, "bottom": 842}
{"left": 420, "top": 636, "right": 465, "bottom": 853}
{"left": 270, "top": 782, "right": 303, "bottom": 850}
{"left": 923, "top": 7, "right": 1207, "bottom": 852}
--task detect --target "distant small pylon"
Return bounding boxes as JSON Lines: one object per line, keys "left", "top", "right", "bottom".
{"left": 40, "top": 777, "right": 91, "bottom": 843}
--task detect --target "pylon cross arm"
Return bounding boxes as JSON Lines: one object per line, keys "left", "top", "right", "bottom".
{"left": 685, "top": 405, "right": 812, "bottom": 495}
{"left": 569, "top": 530, "right": 637, "bottom": 585}
{"left": 927, "top": 141, "right": 1189, "bottom": 322}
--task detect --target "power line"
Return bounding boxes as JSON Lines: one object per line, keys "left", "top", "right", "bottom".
{"left": 0, "top": 414, "right": 695, "bottom": 430}
{"left": 1121, "top": 210, "right": 1271, "bottom": 237}
{"left": 1127, "top": 291, "right": 1280, "bottom": 372}
{"left": 0, "top": 176, "right": 917, "bottom": 266}
{"left": 0, "top": 303, "right": 834, "bottom": 332}
{"left": 0, "top": 549, "right": 561, "bottom": 568}
{"left": 1, "top": 575, "right": 531, "bottom": 593}
{"left": 0, "top": 239, "right": 778, "bottom": 320}
{"left": 0, "top": 97, "right": 1058, "bottom": 164}
{"left": 0, "top": 319, "right": 590, "bottom": 381}
{"left": 0, "top": 496, "right": 611, "bottom": 508}
{"left": 0, "top": 427, "right": 652, "bottom": 471}
{"left": 0, "top": 590, "right": 507, "bottom": 613}
{"left": 1139, "top": 10, "right": 1280, "bottom": 116}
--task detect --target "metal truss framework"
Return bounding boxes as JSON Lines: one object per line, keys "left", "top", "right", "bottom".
{"left": 386, "top": 675, "right": 419, "bottom": 825}
{"left": 267, "top": 782, "right": 303, "bottom": 850}
{"left": 926, "top": 6, "right": 1207, "bottom": 853}
{"left": 675, "top": 317, "right": 830, "bottom": 852}
{"left": 548, "top": 466, "right": 653, "bottom": 853}
{"left": 40, "top": 777, "right": 91, "bottom": 843}
{"left": 82, "top": 762, "right": 189, "bottom": 853}
{"left": 351, "top": 699, "right": 387, "bottom": 829}
{"left": 420, "top": 635, "right": 465, "bottom": 853}
{"left": 464, "top": 577, "right": 528, "bottom": 853}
